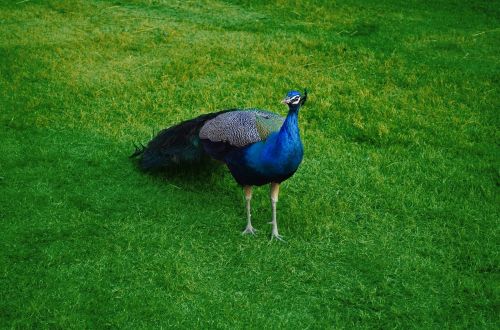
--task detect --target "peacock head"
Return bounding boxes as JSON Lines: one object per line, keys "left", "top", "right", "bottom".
{"left": 282, "top": 89, "right": 308, "bottom": 109}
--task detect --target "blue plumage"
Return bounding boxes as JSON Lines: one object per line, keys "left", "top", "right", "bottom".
{"left": 225, "top": 108, "right": 303, "bottom": 186}
{"left": 131, "top": 90, "right": 308, "bottom": 240}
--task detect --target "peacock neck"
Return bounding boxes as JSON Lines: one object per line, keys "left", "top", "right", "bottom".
{"left": 257, "top": 104, "right": 303, "bottom": 171}
{"left": 275, "top": 105, "right": 301, "bottom": 149}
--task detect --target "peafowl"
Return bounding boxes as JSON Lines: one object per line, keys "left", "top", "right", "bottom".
{"left": 131, "top": 90, "right": 307, "bottom": 240}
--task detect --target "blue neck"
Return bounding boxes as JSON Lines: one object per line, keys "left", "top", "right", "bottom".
{"left": 278, "top": 104, "right": 301, "bottom": 143}
{"left": 249, "top": 103, "right": 303, "bottom": 176}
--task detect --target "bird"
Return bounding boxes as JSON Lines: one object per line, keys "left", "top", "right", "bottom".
{"left": 131, "top": 89, "right": 307, "bottom": 240}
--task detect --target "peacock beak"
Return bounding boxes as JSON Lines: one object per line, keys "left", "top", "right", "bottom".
{"left": 282, "top": 98, "right": 290, "bottom": 104}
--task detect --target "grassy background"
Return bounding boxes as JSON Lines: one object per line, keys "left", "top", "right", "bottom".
{"left": 1, "top": 0, "right": 498, "bottom": 328}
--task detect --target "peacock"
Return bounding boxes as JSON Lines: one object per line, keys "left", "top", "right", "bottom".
{"left": 131, "top": 89, "right": 307, "bottom": 240}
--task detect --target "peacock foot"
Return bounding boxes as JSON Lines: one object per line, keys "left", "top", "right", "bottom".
{"left": 242, "top": 225, "right": 257, "bottom": 235}
{"left": 271, "top": 232, "right": 285, "bottom": 242}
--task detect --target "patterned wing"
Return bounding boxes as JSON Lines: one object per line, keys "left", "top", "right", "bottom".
{"left": 254, "top": 111, "right": 285, "bottom": 140}
{"left": 199, "top": 109, "right": 284, "bottom": 147}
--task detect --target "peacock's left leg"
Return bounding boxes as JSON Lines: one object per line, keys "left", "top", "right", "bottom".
{"left": 242, "top": 185, "right": 257, "bottom": 235}
{"left": 270, "top": 182, "right": 284, "bottom": 241}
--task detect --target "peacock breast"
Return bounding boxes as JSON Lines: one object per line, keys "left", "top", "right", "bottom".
{"left": 245, "top": 133, "right": 303, "bottom": 178}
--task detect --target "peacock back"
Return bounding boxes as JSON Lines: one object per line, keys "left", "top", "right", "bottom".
{"left": 199, "top": 109, "right": 284, "bottom": 148}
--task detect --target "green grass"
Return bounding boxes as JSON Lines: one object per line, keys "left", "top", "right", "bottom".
{"left": 1, "top": 0, "right": 499, "bottom": 328}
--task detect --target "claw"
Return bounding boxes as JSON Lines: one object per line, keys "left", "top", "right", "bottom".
{"left": 242, "top": 225, "right": 257, "bottom": 235}
{"left": 271, "top": 232, "right": 285, "bottom": 242}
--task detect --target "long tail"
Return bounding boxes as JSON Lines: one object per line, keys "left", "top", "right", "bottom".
{"left": 130, "top": 110, "right": 229, "bottom": 172}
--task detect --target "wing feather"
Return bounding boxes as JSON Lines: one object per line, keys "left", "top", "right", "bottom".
{"left": 199, "top": 109, "right": 284, "bottom": 147}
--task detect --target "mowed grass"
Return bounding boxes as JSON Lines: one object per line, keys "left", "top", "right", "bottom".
{"left": 0, "top": 0, "right": 499, "bottom": 328}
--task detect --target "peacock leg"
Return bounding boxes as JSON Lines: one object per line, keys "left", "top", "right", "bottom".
{"left": 270, "top": 182, "right": 284, "bottom": 241}
{"left": 242, "top": 185, "right": 257, "bottom": 235}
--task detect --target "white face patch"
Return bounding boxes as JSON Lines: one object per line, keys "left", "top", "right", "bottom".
{"left": 290, "top": 95, "right": 301, "bottom": 104}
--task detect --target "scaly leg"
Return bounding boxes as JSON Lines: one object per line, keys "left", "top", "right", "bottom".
{"left": 242, "top": 185, "right": 257, "bottom": 235}
{"left": 270, "top": 182, "right": 284, "bottom": 241}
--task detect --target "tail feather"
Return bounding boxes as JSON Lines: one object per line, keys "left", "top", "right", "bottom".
{"left": 129, "top": 142, "right": 146, "bottom": 159}
{"left": 131, "top": 110, "right": 231, "bottom": 171}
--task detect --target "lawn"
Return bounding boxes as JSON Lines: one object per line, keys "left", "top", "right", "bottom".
{"left": 0, "top": 0, "right": 498, "bottom": 328}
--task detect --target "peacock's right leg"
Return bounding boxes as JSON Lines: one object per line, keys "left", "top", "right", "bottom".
{"left": 242, "top": 185, "right": 257, "bottom": 235}
{"left": 270, "top": 182, "right": 284, "bottom": 241}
